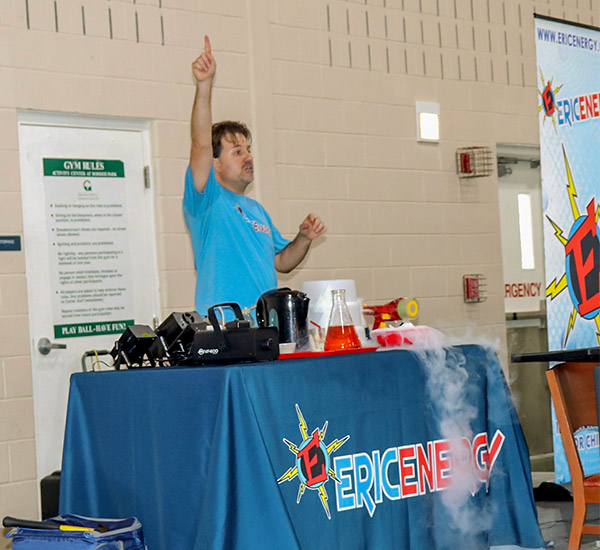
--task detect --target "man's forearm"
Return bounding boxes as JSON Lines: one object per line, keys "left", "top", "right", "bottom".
{"left": 191, "top": 83, "right": 212, "bottom": 153}
{"left": 274, "top": 234, "right": 312, "bottom": 273}
{"left": 189, "top": 82, "right": 214, "bottom": 192}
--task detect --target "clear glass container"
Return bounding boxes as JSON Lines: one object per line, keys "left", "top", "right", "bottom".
{"left": 324, "top": 289, "right": 362, "bottom": 351}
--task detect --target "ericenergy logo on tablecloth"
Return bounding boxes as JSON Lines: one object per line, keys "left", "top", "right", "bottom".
{"left": 277, "top": 404, "right": 506, "bottom": 519}
{"left": 276, "top": 404, "right": 350, "bottom": 519}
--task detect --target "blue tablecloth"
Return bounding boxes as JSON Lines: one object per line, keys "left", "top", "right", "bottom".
{"left": 60, "top": 344, "right": 545, "bottom": 549}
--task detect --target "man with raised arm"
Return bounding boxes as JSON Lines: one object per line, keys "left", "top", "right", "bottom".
{"left": 183, "top": 36, "right": 326, "bottom": 316}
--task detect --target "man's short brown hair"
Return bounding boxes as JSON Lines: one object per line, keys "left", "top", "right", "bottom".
{"left": 212, "top": 121, "right": 252, "bottom": 158}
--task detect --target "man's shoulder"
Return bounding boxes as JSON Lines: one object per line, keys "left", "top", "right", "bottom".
{"left": 185, "top": 165, "right": 220, "bottom": 200}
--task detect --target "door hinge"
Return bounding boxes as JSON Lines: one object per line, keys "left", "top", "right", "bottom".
{"left": 144, "top": 165, "right": 151, "bottom": 189}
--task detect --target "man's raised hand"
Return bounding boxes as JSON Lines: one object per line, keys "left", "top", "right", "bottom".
{"left": 192, "top": 35, "right": 216, "bottom": 84}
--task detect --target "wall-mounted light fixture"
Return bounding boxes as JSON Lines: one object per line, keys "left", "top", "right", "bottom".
{"left": 415, "top": 101, "right": 440, "bottom": 142}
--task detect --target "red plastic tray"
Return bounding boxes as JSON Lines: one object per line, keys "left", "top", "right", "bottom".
{"left": 278, "top": 346, "right": 378, "bottom": 360}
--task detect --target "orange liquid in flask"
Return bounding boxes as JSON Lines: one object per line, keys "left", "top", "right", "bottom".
{"left": 324, "top": 325, "right": 361, "bottom": 351}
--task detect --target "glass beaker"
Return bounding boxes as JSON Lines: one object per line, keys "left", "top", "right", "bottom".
{"left": 324, "top": 289, "right": 362, "bottom": 351}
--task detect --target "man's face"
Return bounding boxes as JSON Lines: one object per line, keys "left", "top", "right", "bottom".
{"left": 214, "top": 133, "right": 254, "bottom": 193}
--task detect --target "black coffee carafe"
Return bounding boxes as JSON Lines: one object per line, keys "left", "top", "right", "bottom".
{"left": 256, "top": 288, "right": 310, "bottom": 349}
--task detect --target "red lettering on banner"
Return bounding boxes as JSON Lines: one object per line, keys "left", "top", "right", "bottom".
{"left": 297, "top": 429, "right": 327, "bottom": 486}
{"left": 472, "top": 432, "right": 489, "bottom": 483}
{"left": 542, "top": 82, "right": 555, "bottom": 115}
{"left": 399, "top": 445, "right": 418, "bottom": 497}
{"left": 416, "top": 442, "right": 435, "bottom": 494}
{"left": 487, "top": 430, "right": 506, "bottom": 476}
{"left": 565, "top": 200, "right": 600, "bottom": 317}
{"left": 434, "top": 440, "right": 451, "bottom": 489}
{"left": 452, "top": 437, "right": 478, "bottom": 495}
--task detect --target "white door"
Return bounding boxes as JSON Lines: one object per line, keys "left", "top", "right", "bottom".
{"left": 497, "top": 148, "right": 545, "bottom": 314}
{"left": 18, "top": 112, "right": 160, "bottom": 484}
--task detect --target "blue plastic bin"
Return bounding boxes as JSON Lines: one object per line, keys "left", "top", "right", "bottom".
{"left": 6, "top": 514, "right": 146, "bottom": 549}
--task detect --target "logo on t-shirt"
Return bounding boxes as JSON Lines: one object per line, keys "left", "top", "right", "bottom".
{"left": 235, "top": 203, "right": 272, "bottom": 236}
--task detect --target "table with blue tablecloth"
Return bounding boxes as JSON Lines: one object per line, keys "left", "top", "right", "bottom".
{"left": 60, "top": 344, "right": 545, "bottom": 549}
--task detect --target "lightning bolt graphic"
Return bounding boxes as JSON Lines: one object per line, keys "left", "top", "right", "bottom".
{"left": 328, "top": 469, "right": 342, "bottom": 483}
{"left": 562, "top": 145, "right": 580, "bottom": 220}
{"left": 296, "top": 483, "right": 306, "bottom": 503}
{"left": 326, "top": 435, "right": 350, "bottom": 455}
{"left": 546, "top": 274, "right": 568, "bottom": 300}
{"left": 564, "top": 307, "right": 578, "bottom": 348}
{"left": 319, "top": 421, "right": 328, "bottom": 441}
{"left": 537, "top": 68, "right": 548, "bottom": 123}
{"left": 277, "top": 465, "right": 298, "bottom": 484}
{"left": 595, "top": 316, "right": 600, "bottom": 345}
{"left": 295, "top": 403, "right": 309, "bottom": 441}
{"left": 546, "top": 216, "right": 568, "bottom": 246}
{"left": 282, "top": 438, "right": 299, "bottom": 454}
{"left": 551, "top": 84, "right": 563, "bottom": 133}
{"left": 318, "top": 485, "right": 331, "bottom": 519}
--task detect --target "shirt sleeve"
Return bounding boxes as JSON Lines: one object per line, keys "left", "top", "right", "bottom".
{"left": 182, "top": 164, "right": 218, "bottom": 219}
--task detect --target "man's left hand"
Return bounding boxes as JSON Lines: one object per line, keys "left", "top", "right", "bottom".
{"left": 299, "top": 213, "right": 326, "bottom": 241}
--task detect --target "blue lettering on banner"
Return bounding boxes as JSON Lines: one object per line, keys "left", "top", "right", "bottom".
{"left": 0, "top": 236, "right": 21, "bottom": 251}
{"left": 335, "top": 455, "right": 355, "bottom": 512}
{"left": 574, "top": 426, "right": 599, "bottom": 452}
{"left": 536, "top": 26, "right": 600, "bottom": 52}
{"left": 556, "top": 92, "right": 600, "bottom": 126}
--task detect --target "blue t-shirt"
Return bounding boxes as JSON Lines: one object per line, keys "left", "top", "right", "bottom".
{"left": 183, "top": 166, "right": 290, "bottom": 315}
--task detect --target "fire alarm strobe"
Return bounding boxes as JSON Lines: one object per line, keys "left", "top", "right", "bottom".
{"left": 456, "top": 147, "right": 493, "bottom": 179}
{"left": 463, "top": 274, "right": 487, "bottom": 303}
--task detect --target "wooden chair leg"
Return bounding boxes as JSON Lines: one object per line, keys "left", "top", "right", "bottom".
{"left": 567, "top": 500, "right": 585, "bottom": 550}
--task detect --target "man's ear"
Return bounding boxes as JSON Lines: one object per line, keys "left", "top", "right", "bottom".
{"left": 213, "top": 157, "right": 220, "bottom": 174}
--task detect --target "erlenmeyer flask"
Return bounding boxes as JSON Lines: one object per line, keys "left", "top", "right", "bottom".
{"left": 324, "top": 289, "right": 362, "bottom": 351}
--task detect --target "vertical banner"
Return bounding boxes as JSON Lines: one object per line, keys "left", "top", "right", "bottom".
{"left": 534, "top": 15, "right": 600, "bottom": 482}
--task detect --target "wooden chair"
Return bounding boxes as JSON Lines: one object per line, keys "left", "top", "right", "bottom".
{"left": 546, "top": 361, "right": 600, "bottom": 549}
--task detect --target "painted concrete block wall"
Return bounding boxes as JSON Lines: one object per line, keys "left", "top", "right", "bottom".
{"left": 0, "top": 0, "right": 597, "bottom": 533}
{"left": 267, "top": 0, "right": 594, "bottom": 352}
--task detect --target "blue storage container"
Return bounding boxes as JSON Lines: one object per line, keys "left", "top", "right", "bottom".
{"left": 6, "top": 514, "right": 146, "bottom": 549}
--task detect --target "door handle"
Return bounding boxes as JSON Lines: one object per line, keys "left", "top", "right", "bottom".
{"left": 38, "top": 337, "right": 67, "bottom": 355}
